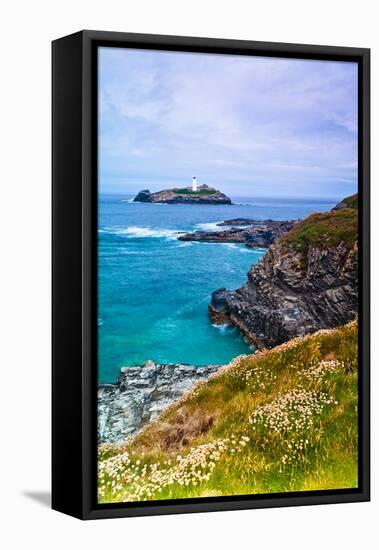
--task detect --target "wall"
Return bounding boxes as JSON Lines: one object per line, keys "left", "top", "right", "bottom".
{"left": 1, "top": 0, "right": 377, "bottom": 548}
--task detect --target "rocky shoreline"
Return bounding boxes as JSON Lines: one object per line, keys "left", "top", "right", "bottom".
{"left": 178, "top": 219, "right": 296, "bottom": 248}
{"left": 98, "top": 361, "right": 222, "bottom": 444}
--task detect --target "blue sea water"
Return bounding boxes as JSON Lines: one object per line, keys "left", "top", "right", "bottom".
{"left": 98, "top": 195, "right": 337, "bottom": 383}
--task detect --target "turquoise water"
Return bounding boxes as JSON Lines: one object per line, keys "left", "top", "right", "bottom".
{"left": 98, "top": 195, "right": 336, "bottom": 383}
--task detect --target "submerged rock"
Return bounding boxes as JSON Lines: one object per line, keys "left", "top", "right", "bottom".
{"left": 98, "top": 361, "right": 222, "bottom": 444}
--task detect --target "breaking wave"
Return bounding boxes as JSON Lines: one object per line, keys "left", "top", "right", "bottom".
{"left": 99, "top": 226, "right": 183, "bottom": 240}
{"left": 195, "top": 222, "right": 225, "bottom": 232}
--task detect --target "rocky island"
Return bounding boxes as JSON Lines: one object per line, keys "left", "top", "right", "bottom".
{"left": 209, "top": 195, "right": 358, "bottom": 349}
{"left": 133, "top": 183, "right": 232, "bottom": 205}
{"left": 178, "top": 219, "right": 296, "bottom": 248}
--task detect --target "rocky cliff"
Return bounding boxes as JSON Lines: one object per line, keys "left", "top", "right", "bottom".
{"left": 98, "top": 361, "right": 222, "bottom": 444}
{"left": 133, "top": 185, "right": 232, "bottom": 205}
{"left": 209, "top": 198, "right": 358, "bottom": 349}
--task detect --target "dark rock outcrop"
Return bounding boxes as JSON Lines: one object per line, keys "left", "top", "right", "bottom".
{"left": 333, "top": 199, "right": 349, "bottom": 211}
{"left": 178, "top": 220, "right": 296, "bottom": 248}
{"left": 209, "top": 205, "right": 358, "bottom": 348}
{"left": 216, "top": 218, "right": 265, "bottom": 226}
{"left": 98, "top": 361, "right": 222, "bottom": 444}
{"left": 133, "top": 185, "right": 232, "bottom": 205}
{"left": 133, "top": 189, "right": 151, "bottom": 202}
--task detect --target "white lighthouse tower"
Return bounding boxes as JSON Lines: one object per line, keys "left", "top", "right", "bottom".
{"left": 192, "top": 176, "right": 198, "bottom": 192}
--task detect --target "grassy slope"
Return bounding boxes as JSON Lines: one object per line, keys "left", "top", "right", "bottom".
{"left": 282, "top": 197, "right": 358, "bottom": 254}
{"left": 98, "top": 321, "right": 358, "bottom": 503}
{"left": 342, "top": 193, "right": 358, "bottom": 209}
{"left": 172, "top": 187, "right": 217, "bottom": 195}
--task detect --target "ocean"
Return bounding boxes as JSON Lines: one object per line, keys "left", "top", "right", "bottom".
{"left": 98, "top": 195, "right": 337, "bottom": 383}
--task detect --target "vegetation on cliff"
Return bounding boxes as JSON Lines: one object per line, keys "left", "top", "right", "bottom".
{"left": 282, "top": 206, "right": 357, "bottom": 254}
{"left": 173, "top": 187, "right": 217, "bottom": 195}
{"left": 342, "top": 193, "right": 358, "bottom": 209}
{"left": 209, "top": 196, "right": 358, "bottom": 348}
{"left": 334, "top": 193, "right": 358, "bottom": 211}
{"left": 98, "top": 321, "right": 358, "bottom": 503}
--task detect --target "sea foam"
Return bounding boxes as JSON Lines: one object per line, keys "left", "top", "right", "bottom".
{"left": 195, "top": 221, "right": 225, "bottom": 232}
{"left": 100, "top": 226, "right": 182, "bottom": 240}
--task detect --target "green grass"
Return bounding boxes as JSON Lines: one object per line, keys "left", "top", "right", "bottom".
{"left": 98, "top": 321, "right": 358, "bottom": 503}
{"left": 341, "top": 193, "right": 358, "bottom": 209}
{"left": 282, "top": 207, "right": 357, "bottom": 254}
{"left": 172, "top": 187, "right": 217, "bottom": 195}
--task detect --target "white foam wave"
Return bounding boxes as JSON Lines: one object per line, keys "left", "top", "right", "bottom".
{"left": 220, "top": 243, "right": 255, "bottom": 252}
{"left": 100, "top": 226, "right": 182, "bottom": 240}
{"left": 215, "top": 243, "right": 265, "bottom": 254}
{"left": 195, "top": 222, "right": 225, "bottom": 232}
{"left": 219, "top": 243, "right": 239, "bottom": 250}
{"left": 211, "top": 323, "right": 230, "bottom": 334}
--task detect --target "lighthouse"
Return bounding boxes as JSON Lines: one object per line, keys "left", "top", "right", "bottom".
{"left": 192, "top": 176, "right": 198, "bottom": 192}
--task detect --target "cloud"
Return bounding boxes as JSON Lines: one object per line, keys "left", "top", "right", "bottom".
{"left": 99, "top": 47, "right": 358, "bottom": 198}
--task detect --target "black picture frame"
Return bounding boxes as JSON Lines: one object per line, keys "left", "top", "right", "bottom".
{"left": 52, "top": 30, "right": 370, "bottom": 520}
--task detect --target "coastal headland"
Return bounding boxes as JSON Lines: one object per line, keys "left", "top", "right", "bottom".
{"left": 99, "top": 194, "right": 358, "bottom": 442}
{"left": 98, "top": 194, "right": 359, "bottom": 502}
{"left": 209, "top": 195, "right": 358, "bottom": 348}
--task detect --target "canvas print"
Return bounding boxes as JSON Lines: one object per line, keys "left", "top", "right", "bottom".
{"left": 97, "top": 47, "right": 359, "bottom": 504}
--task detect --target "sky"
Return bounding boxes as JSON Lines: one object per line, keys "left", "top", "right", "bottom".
{"left": 99, "top": 47, "right": 358, "bottom": 199}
